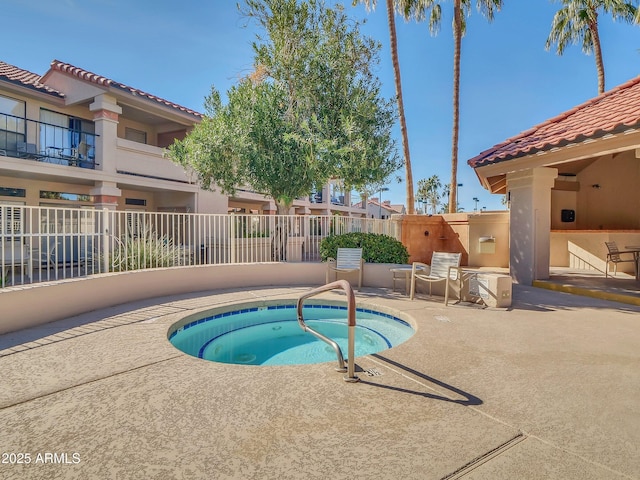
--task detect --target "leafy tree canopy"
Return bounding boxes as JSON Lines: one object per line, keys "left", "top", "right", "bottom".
{"left": 416, "top": 174, "right": 442, "bottom": 214}
{"left": 168, "top": 0, "right": 401, "bottom": 214}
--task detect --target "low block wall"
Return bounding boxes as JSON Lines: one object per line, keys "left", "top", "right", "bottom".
{"left": 550, "top": 230, "right": 640, "bottom": 274}
{"left": 0, "top": 262, "right": 410, "bottom": 335}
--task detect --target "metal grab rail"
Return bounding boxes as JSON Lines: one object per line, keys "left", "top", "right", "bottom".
{"left": 296, "top": 279, "right": 359, "bottom": 382}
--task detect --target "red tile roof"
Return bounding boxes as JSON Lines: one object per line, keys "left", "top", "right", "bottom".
{"left": 367, "top": 198, "right": 405, "bottom": 214}
{"left": 49, "top": 60, "right": 203, "bottom": 119}
{"left": 0, "top": 60, "right": 64, "bottom": 97}
{"left": 468, "top": 75, "right": 640, "bottom": 168}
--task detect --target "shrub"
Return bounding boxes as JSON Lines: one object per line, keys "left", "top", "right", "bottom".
{"left": 319, "top": 232, "right": 409, "bottom": 264}
{"left": 106, "top": 226, "right": 181, "bottom": 272}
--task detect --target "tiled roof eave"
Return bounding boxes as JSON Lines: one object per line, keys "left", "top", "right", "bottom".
{"left": 468, "top": 75, "right": 640, "bottom": 169}
{"left": 48, "top": 60, "right": 203, "bottom": 120}
{"left": 0, "top": 77, "right": 65, "bottom": 99}
{"left": 0, "top": 60, "right": 65, "bottom": 98}
{"left": 110, "top": 83, "right": 203, "bottom": 120}
{"left": 471, "top": 123, "right": 640, "bottom": 169}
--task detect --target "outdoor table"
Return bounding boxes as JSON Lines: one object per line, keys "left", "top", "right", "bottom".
{"left": 390, "top": 265, "right": 425, "bottom": 295}
{"left": 624, "top": 245, "right": 640, "bottom": 280}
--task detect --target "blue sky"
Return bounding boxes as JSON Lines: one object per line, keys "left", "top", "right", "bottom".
{"left": 3, "top": 0, "right": 640, "bottom": 212}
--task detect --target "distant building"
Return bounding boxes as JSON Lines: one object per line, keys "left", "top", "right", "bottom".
{"left": 352, "top": 197, "right": 405, "bottom": 219}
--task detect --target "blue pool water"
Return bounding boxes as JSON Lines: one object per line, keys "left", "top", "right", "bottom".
{"left": 169, "top": 304, "right": 414, "bottom": 366}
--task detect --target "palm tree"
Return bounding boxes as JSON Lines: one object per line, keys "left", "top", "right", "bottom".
{"left": 546, "top": 0, "right": 639, "bottom": 95}
{"left": 416, "top": 175, "right": 442, "bottom": 214}
{"left": 355, "top": 0, "right": 417, "bottom": 214}
{"left": 406, "top": 0, "right": 502, "bottom": 213}
{"left": 450, "top": 0, "right": 463, "bottom": 214}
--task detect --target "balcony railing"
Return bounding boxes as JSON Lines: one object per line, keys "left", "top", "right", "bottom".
{"left": 0, "top": 112, "right": 98, "bottom": 169}
{"left": 0, "top": 204, "right": 396, "bottom": 287}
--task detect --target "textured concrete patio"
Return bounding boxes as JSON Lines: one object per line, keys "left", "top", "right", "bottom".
{"left": 1, "top": 284, "right": 638, "bottom": 479}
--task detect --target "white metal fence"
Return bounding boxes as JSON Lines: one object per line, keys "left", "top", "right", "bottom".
{"left": 0, "top": 204, "right": 396, "bottom": 286}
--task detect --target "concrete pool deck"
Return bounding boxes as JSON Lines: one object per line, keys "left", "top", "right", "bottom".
{"left": 0, "top": 284, "right": 638, "bottom": 479}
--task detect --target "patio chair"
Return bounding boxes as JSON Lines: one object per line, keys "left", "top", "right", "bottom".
{"left": 17, "top": 141, "right": 42, "bottom": 160}
{"left": 65, "top": 141, "right": 90, "bottom": 167}
{"left": 604, "top": 241, "right": 637, "bottom": 278}
{"left": 409, "top": 251, "right": 462, "bottom": 306}
{"left": 326, "top": 247, "right": 363, "bottom": 290}
{"left": 2, "top": 240, "right": 32, "bottom": 283}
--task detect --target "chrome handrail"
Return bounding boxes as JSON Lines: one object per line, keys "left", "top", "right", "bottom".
{"left": 296, "top": 279, "right": 359, "bottom": 382}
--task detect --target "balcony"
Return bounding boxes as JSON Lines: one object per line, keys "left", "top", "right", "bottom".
{"left": 0, "top": 112, "right": 98, "bottom": 169}
{"left": 115, "top": 138, "right": 191, "bottom": 184}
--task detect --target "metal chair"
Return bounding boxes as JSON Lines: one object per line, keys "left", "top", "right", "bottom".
{"left": 17, "top": 141, "right": 41, "bottom": 160}
{"left": 410, "top": 252, "right": 462, "bottom": 305}
{"left": 2, "top": 240, "right": 32, "bottom": 284}
{"left": 326, "top": 248, "right": 363, "bottom": 290}
{"left": 604, "top": 241, "right": 637, "bottom": 278}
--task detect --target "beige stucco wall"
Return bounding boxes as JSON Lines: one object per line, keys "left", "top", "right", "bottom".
{"left": 0, "top": 175, "right": 94, "bottom": 206}
{"left": 551, "top": 188, "right": 578, "bottom": 230}
{"left": 0, "top": 175, "right": 207, "bottom": 215}
{"left": 115, "top": 138, "right": 189, "bottom": 182}
{"left": 399, "top": 212, "right": 510, "bottom": 268}
{"left": 550, "top": 230, "right": 640, "bottom": 273}
{"left": 195, "top": 189, "right": 229, "bottom": 214}
{"left": 467, "top": 213, "right": 510, "bottom": 268}
{"left": 551, "top": 151, "right": 640, "bottom": 230}
{"left": 0, "top": 262, "right": 409, "bottom": 335}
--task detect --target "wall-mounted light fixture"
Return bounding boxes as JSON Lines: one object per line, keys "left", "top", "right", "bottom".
{"left": 591, "top": 184, "right": 601, "bottom": 189}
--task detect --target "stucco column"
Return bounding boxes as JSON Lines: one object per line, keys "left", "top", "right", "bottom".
{"left": 507, "top": 167, "right": 558, "bottom": 284}
{"left": 89, "top": 94, "right": 122, "bottom": 174}
{"left": 90, "top": 181, "right": 121, "bottom": 210}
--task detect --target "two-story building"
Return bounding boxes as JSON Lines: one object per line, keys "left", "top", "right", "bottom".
{"left": 353, "top": 197, "right": 405, "bottom": 219}
{"left": 0, "top": 59, "right": 368, "bottom": 217}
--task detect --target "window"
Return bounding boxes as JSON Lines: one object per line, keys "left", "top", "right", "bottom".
{"left": 125, "top": 210, "right": 146, "bottom": 237}
{"left": 329, "top": 180, "right": 345, "bottom": 205}
{"left": 125, "top": 127, "right": 147, "bottom": 144}
{"left": 39, "top": 109, "right": 95, "bottom": 159}
{"left": 0, "top": 95, "right": 26, "bottom": 155}
{"left": 0, "top": 202, "right": 25, "bottom": 240}
{"left": 125, "top": 198, "right": 147, "bottom": 207}
{"left": 40, "top": 191, "right": 92, "bottom": 203}
{"left": 38, "top": 206, "right": 95, "bottom": 235}
{"left": 0, "top": 187, "right": 26, "bottom": 198}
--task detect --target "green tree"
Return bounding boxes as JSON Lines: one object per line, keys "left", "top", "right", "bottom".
{"left": 168, "top": 0, "right": 400, "bottom": 259}
{"left": 406, "top": 0, "right": 502, "bottom": 213}
{"left": 546, "top": 0, "right": 639, "bottom": 94}
{"left": 416, "top": 175, "right": 442, "bottom": 214}
{"left": 355, "top": 0, "right": 418, "bottom": 214}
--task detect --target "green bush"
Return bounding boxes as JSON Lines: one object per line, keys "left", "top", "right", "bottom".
{"left": 106, "top": 226, "right": 181, "bottom": 272}
{"left": 319, "top": 232, "right": 409, "bottom": 264}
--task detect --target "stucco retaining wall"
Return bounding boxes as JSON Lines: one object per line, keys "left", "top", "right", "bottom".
{"left": 550, "top": 230, "right": 640, "bottom": 273}
{"left": 0, "top": 262, "right": 407, "bottom": 335}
